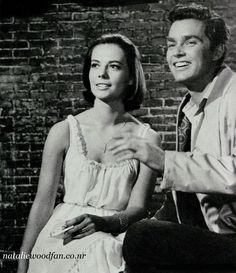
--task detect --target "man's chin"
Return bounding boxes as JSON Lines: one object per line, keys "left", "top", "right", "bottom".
{"left": 173, "top": 77, "right": 191, "bottom": 84}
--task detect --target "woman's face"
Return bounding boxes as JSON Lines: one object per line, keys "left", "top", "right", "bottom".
{"left": 89, "top": 43, "right": 131, "bottom": 103}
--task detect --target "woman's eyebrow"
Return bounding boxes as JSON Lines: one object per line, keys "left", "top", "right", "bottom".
{"left": 92, "top": 59, "right": 125, "bottom": 65}
{"left": 109, "top": 61, "right": 124, "bottom": 65}
{"left": 166, "top": 37, "right": 175, "bottom": 42}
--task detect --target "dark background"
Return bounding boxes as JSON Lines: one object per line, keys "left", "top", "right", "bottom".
{"left": 1, "top": 0, "right": 236, "bottom": 271}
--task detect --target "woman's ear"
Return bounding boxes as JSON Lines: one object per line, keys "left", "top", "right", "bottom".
{"left": 212, "top": 44, "right": 225, "bottom": 61}
{"left": 128, "top": 78, "right": 134, "bottom": 85}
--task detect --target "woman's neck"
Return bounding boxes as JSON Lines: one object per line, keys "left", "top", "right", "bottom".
{"left": 92, "top": 99, "right": 126, "bottom": 127}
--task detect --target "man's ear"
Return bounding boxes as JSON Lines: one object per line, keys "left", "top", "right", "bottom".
{"left": 212, "top": 44, "right": 225, "bottom": 61}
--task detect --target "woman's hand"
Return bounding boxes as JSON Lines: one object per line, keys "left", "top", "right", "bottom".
{"left": 63, "top": 214, "right": 106, "bottom": 244}
{"left": 107, "top": 132, "right": 165, "bottom": 174}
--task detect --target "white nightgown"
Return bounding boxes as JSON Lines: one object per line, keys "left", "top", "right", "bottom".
{"left": 27, "top": 115, "right": 149, "bottom": 273}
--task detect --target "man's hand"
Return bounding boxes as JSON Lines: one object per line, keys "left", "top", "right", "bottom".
{"left": 107, "top": 132, "right": 165, "bottom": 174}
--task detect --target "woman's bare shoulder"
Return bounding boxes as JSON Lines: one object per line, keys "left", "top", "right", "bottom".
{"left": 74, "top": 109, "right": 94, "bottom": 125}
{"left": 125, "top": 113, "right": 142, "bottom": 125}
{"left": 45, "top": 120, "right": 70, "bottom": 154}
{"left": 127, "top": 114, "right": 161, "bottom": 146}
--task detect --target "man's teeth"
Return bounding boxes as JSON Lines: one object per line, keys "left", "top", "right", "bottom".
{"left": 97, "top": 84, "right": 109, "bottom": 88}
{"left": 175, "top": 62, "right": 189, "bottom": 67}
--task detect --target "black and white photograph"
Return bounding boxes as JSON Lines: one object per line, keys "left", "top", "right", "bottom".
{"left": 0, "top": 0, "right": 236, "bottom": 272}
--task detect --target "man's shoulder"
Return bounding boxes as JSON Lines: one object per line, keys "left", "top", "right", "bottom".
{"left": 219, "top": 65, "right": 236, "bottom": 85}
{"left": 214, "top": 65, "right": 236, "bottom": 96}
{"left": 222, "top": 66, "right": 236, "bottom": 93}
{"left": 217, "top": 66, "right": 236, "bottom": 113}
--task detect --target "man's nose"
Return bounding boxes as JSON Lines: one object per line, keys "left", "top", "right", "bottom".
{"left": 173, "top": 44, "right": 186, "bottom": 57}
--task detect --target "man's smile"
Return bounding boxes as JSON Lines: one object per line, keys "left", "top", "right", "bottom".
{"left": 173, "top": 61, "right": 191, "bottom": 68}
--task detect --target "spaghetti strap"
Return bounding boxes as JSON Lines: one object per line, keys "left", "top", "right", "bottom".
{"left": 74, "top": 117, "right": 88, "bottom": 156}
{"left": 67, "top": 115, "right": 88, "bottom": 156}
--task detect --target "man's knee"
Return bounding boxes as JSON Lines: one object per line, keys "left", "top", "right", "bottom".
{"left": 123, "top": 220, "right": 170, "bottom": 261}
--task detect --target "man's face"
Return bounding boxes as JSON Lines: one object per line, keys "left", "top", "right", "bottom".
{"left": 166, "top": 19, "right": 216, "bottom": 90}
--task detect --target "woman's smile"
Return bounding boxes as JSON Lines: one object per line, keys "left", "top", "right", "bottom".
{"left": 95, "top": 83, "right": 112, "bottom": 90}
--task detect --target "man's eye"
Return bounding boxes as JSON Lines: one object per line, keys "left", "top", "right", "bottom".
{"left": 185, "top": 40, "right": 197, "bottom": 46}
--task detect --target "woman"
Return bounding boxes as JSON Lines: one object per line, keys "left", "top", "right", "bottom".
{"left": 17, "top": 33, "right": 161, "bottom": 273}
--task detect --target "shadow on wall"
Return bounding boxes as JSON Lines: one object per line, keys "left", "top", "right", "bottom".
{"left": 0, "top": 0, "right": 53, "bottom": 17}
{"left": 0, "top": 0, "right": 161, "bottom": 17}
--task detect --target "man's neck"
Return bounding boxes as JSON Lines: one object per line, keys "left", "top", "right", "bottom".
{"left": 187, "top": 66, "right": 220, "bottom": 104}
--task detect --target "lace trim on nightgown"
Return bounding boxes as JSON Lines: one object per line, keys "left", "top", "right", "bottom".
{"left": 70, "top": 115, "right": 149, "bottom": 169}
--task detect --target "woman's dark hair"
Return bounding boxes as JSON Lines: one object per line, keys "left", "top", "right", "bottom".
{"left": 168, "top": 3, "right": 230, "bottom": 67}
{"left": 82, "top": 33, "right": 146, "bottom": 111}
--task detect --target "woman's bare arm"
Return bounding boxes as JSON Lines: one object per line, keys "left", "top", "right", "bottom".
{"left": 17, "top": 121, "right": 69, "bottom": 273}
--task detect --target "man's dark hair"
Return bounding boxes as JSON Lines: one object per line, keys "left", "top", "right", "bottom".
{"left": 168, "top": 3, "right": 230, "bottom": 66}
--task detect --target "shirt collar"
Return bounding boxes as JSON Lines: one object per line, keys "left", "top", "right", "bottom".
{"left": 182, "top": 73, "right": 219, "bottom": 117}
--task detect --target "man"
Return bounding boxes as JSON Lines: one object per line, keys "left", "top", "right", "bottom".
{"left": 108, "top": 3, "right": 236, "bottom": 272}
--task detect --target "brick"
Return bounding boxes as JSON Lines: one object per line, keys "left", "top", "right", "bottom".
{"left": 0, "top": 23, "right": 28, "bottom": 33}
{"left": 0, "top": 49, "right": 13, "bottom": 58}
{"left": 0, "top": 32, "right": 13, "bottom": 39}
{"left": 1, "top": 177, "right": 14, "bottom": 185}
{"left": 29, "top": 22, "right": 57, "bottom": 31}
{"left": 29, "top": 39, "right": 58, "bottom": 50}
{"left": 163, "top": 133, "right": 176, "bottom": 142}
{"left": 0, "top": 40, "right": 28, "bottom": 49}
{"left": 16, "top": 185, "right": 37, "bottom": 194}
{"left": 14, "top": 177, "right": 30, "bottom": 185}
{"left": 130, "top": 108, "right": 149, "bottom": 117}
{"left": 14, "top": 31, "right": 43, "bottom": 40}
{"left": 0, "top": 75, "right": 28, "bottom": 83}
{"left": 0, "top": 58, "right": 28, "bottom": 66}
{"left": 13, "top": 48, "right": 43, "bottom": 58}
{"left": 14, "top": 168, "right": 40, "bottom": 177}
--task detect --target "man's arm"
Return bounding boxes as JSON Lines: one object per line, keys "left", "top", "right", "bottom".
{"left": 162, "top": 150, "right": 236, "bottom": 194}
{"left": 108, "top": 88, "right": 236, "bottom": 195}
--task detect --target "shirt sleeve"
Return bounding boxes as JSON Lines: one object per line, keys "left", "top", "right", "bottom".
{"left": 161, "top": 149, "right": 236, "bottom": 194}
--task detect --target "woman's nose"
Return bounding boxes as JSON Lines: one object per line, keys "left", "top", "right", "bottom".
{"left": 98, "top": 66, "right": 109, "bottom": 78}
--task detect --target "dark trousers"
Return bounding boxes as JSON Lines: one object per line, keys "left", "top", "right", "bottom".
{"left": 122, "top": 219, "right": 236, "bottom": 273}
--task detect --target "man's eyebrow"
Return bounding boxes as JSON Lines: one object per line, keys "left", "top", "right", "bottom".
{"left": 166, "top": 35, "right": 203, "bottom": 42}
{"left": 184, "top": 35, "right": 203, "bottom": 42}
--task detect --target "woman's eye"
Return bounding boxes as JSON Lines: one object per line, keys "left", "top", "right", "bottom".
{"left": 110, "top": 64, "right": 120, "bottom": 70}
{"left": 167, "top": 42, "right": 175, "bottom": 48}
{"left": 91, "top": 63, "right": 99, "bottom": 68}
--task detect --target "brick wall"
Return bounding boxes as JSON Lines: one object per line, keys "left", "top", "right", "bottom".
{"left": 1, "top": 0, "right": 236, "bottom": 271}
